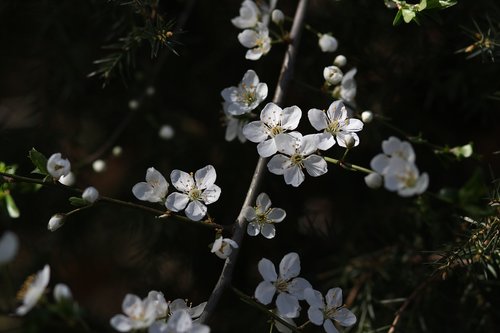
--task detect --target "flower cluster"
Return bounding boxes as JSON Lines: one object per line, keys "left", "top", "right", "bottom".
{"left": 367, "top": 136, "right": 429, "bottom": 197}
{"left": 110, "top": 291, "right": 209, "bottom": 333}
{"left": 254, "top": 252, "right": 356, "bottom": 333}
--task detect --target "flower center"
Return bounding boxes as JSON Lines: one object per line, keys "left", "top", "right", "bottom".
{"left": 189, "top": 188, "right": 202, "bottom": 201}
{"left": 290, "top": 153, "right": 304, "bottom": 167}
{"left": 326, "top": 120, "right": 340, "bottom": 134}
{"left": 256, "top": 209, "right": 271, "bottom": 225}
{"left": 324, "top": 306, "right": 339, "bottom": 319}
{"left": 239, "top": 89, "right": 256, "bottom": 106}
{"left": 274, "top": 278, "right": 288, "bottom": 292}
{"left": 269, "top": 126, "right": 283, "bottom": 137}
{"left": 17, "top": 274, "right": 36, "bottom": 301}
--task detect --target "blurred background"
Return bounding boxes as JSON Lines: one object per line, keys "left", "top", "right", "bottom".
{"left": 0, "top": 0, "right": 499, "bottom": 332}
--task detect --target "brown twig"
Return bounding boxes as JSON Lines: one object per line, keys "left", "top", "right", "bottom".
{"left": 198, "top": 0, "right": 309, "bottom": 324}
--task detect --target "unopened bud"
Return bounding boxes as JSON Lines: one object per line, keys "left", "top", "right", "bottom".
{"left": 343, "top": 134, "right": 356, "bottom": 149}
{"left": 58, "top": 172, "right": 75, "bottom": 186}
{"left": 361, "top": 111, "right": 374, "bottom": 123}
{"left": 54, "top": 283, "right": 73, "bottom": 302}
{"left": 323, "top": 66, "right": 343, "bottom": 85}
{"left": 92, "top": 159, "right": 107, "bottom": 173}
{"left": 48, "top": 214, "right": 66, "bottom": 232}
{"left": 333, "top": 54, "right": 347, "bottom": 67}
{"left": 82, "top": 186, "right": 99, "bottom": 203}
{"left": 318, "top": 34, "right": 338, "bottom": 53}
{"left": 271, "top": 9, "right": 285, "bottom": 25}
{"left": 364, "top": 173, "right": 383, "bottom": 189}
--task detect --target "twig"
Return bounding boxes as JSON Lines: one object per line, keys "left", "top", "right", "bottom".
{"left": 198, "top": 0, "right": 309, "bottom": 324}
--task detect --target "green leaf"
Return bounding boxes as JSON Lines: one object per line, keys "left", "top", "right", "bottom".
{"left": 28, "top": 148, "right": 49, "bottom": 176}
{"left": 418, "top": 0, "right": 427, "bottom": 11}
{"left": 393, "top": 9, "right": 403, "bottom": 26}
{"left": 69, "top": 197, "right": 88, "bottom": 207}
{"left": 449, "top": 143, "right": 473, "bottom": 159}
{"left": 5, "top": 194, "right": 20, "bottom": 218}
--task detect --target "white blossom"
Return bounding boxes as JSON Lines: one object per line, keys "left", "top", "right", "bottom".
{"left": 268, "top": 132, "right": 327, "bottom": 187}
{"left": 165, "top": 165, "right": 221, "bottom": 221}
{"left": 48, "top": 213, "right": 66, "bottom": 232}
{"left": 231, "top": 0, "right": 260, "bottom": 29}
{"left": 304, "top": 287, "right": 356, "bottom": 333}
{"left": 16, "top": 265, "right": 50, "bottom": 316}
{"left": 110, "top": 293, "right": 157, "bottom": 332}
{"left": 132, "top": 167, "right": 169, "bottom": 203}
{"left": 243, "top": 192, "right": 286, "bottom": 239}
{"left": 221, "top": 69, "right": 268, "bottom": 116}
{"left": 148, "top": 309, "right": 210, "bottom": 333}
{"left": 318, "top": 34, "right": 338, "bottom": 52}
{"left": 333, "top": 55, "right": 347, "bottom": 67}
{"left": 364, "top": 173, "right": 383, "bottom": 189}
{"left": 47, "top": 153, "right": 71, "bottom": 180}
{"left": 82, "top": 186, "right": 99, "bottom": 203}
{"left": 148, "top": 290, "right": 169, "bottom": 319}
{"left": 340, "top": 68, "right": 357, "bottom": 103}
{"left": 272, "top": 9, "right": 285, "bottom": 25}
{"left": 308, "top": 100, "right": 363, "bottom": 150}
{"left": 0, "top": 231, "right": 18, "bottom": 265}
{"left": 168, "top": 299, "right": 206, "bottom": 319}
{"left": 361, "top": 111, "right": 373, "bottom": 123}
{"left": 243, "top": 103, "right": 302, "bottom": 157}
{"left": 53, "top": 283, "right": 73, "bottom": 302}
{"left": 254, "top": 252, "right": 311, "bottom": 318}
{"left": 211, "top": 236, "right": 239, "bottom": 259}
{"left": 323, "top": 66, "right": 343, "bottom": 85}
{"left": 238, "top": 25, "right": 271, "bottom": 60}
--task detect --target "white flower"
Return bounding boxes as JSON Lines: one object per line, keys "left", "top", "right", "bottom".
{"left": 110, "top": 293, "right": 157, "bottom": 332}
{"left": 268, "top": 133, "right": 327, "bottom": 187}
{"left": 238, "top": 25, "right": 271, "bottom": 60}
{"left": 58, "top": 172, "right": 75, "bottom": 186}
{"left": 272, "top": 9, "right": 285, "bottom": 25}
{"left": 168, "top": 299, "right": 206, "bottom": 319}
{"left": 254, "top": 252, "right": 311, "bottom": 318}
{"left": 0, "top": 231, "right": 18, "bottom": 265}
{"left": 48, "top": 213, "right": 66, "bottom": 232}
{"left": 165, "top": 165, "right": 221, "bottom": 221}
{"left": 308, "top": 100, "right": 363, "bottom": 150}
{"left": 149, "top": 309, "right": 210, "bottom": 333}
{"left": 16, "top": 265, "right": 50, "bottom": 316}
{"left": 333, "top": 55, "right": 347, "bottom": 67}
{"left": 379, "top": 136, "right": 416, "bottom": 164}
{"left": 53, "top": 283, "right": 73, "bottom": 302}
{"left": 82, "top": 186, "right": 99, "bottom": 203}
{"left": 47, "top": 153, "right": 71, "bottom": 180}
{"left": 364, "top": 173, "right": 383, "bottom": 189}
{"left": 340, "top": 68, "right": 357, "bottom": 103}
{"left": 361, "top": 111, "right": 373, "bottom": 123}
{"left": 159, "top": 125, "right": 175, "bottom": 140}
{"left": 243, "top": 103, "right": 302, "bottom": 157}
{"left": 231, "top": 0, "right": 260, "bottom": 29}
{"left": 132, "top": 167, "right": 169, "bottom": 203}
{"left": 211, "top": 236, "right": 239, "bottom": 259}
{"left": 148, "top": 290, "right": 169, "bottom": 319}
{"left": 323, "top": 66, "right": 343, "bottom": 85}
{"left": 243, "top": 192, "right": 286, "bottom": 239}
{"left": 221, "top": 69, "right": 268, "bottom": 116}
{"left": 304, "top": 287, "right": 356, "bottom": 333}
{"left": 318, "top": 34, "right": 338, "bottom": 52}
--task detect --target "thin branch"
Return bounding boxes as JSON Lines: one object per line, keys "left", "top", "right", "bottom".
{"left": 198, "top": 0, "right": 309, "bottom": 324}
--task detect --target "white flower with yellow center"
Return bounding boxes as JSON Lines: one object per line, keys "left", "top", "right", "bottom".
{"left": 210, "top": 236, "right": 239, "bottom": 259}
{"left": 238, "top": 25, "right": 271, "bottom": 60}
{"left": 16, "top": 265, "right": 50, "bottom": 316}
{"left": 243, "top": 192, "right": 286, "bottom": 239}
{"left": 231, "top": 0, "right": 260, "bottom": 29}
{"left": 47, "top": 153, "right": 71, "bottom": 180}
{"left": 165, "top": 165, "right": 221, "bottom": 221}
{"left": 132, "top": 167, "right": 169, "bottom": 203}
{"left": 221, "top": 69, "right": 268, "bottom": 116}
{"left": 110, "top": 293, "right": 157, "bottom": 332}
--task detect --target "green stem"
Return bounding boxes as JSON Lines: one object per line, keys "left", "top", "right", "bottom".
{"left": 323, "top": 157, "right": 373, "bottom": 174}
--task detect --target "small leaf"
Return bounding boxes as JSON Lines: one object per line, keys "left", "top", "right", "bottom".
{"left": 450, "top": 143, "right": 473, "bottom": 159}
{"left": 28, "top": 148, "right": 49, "bottom": 176}
{"left": 418, "top": 0, "right": 428, "bottom": 11}
{"left": 69, "top": 197, "right": 88, "bottom": 207}
{"left": 393, "top": 9, "right": 403, "bottom": 26}
{"left": 6, "top": 194, "right": 20, "bottom": 218}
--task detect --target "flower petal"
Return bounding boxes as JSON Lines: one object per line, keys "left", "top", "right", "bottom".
{"left": 325, "top": 288, "right": 343, "bottom": 308}
{"left": 287, "top": 277, "right": 311, "bottom": 299}
{"left": 276, "top": 293, "right": 300, "bottom": 318}
{"left": 110, "top": 314, "right": 133, "bottom": 332}
{"left": 247, "top": 222, "right": 260, "bottom": 236}
{"left": 304, "top": 155, "right": 328, "bottom": 177}
{"left": 170, "top": 170, "right": 194, "bottom": 192}
{"left": 333, "top": 307, "right": 357, "bottom": 327}
{"left": 243, "top": 206, "right": 257, "bottom": 221}
{"left": 260, "top": 103, "right": 283, "bottom": 127}
{"left": 261, "top": 224, "right": 276, "bottom": 239}
{"left": 304, "top": 288, "right": 324, "bottom": 308}
{"left": 268, "top": 208, "right": 286, "bottom": 223}
{"left": 256, "top": 192, "right": 272, "bottom": 211}
{"left": 201, "top": 184, "right": 221, "bottom": 204}
{"left": 255, "top": 280, "right": 276, "bottom": 305}
{"left": 257, "top": 138, "right": 278, "bottom": 158}
{"left": 238, "top": 29, "right": 258, "bottom": 48}
{"left": 281, "top": 106, "right": 302, "bottom": 130}
{"left": 185, "top": 201, "right": 207, "bottom": 221}
{"left": 258, "top": 258, "right": 278, "bottom": 281}
{"left": 165, "top": 192, "right": 190, "bottom": 212}
{"left": 279, "top": 252, "right": 300, "bottom": 280}
{"left": 324, "top": 319, "right": 340, "bottom": 333}
{"left": 132, "top": 182, "right": 154, "bottom": 202}
{"left": 307, "top": 307, "right": 325, "bottom": 326}
{"left": 284, "top": 166, "right": 305, "bottom": 187}
{"left": 267, "top": 154, "right": 290, "bottom": 175}
{"left": 308, "top": 109, "right": 328, "bottom": 131}
{"left": 243, "top": 121, "right": 269, "bottom": 143}
{"left": 195, "top": 165, "right": 216, "bottom": 190}
{"left": 122, "top": 294, "right": 142, "bottom": 318}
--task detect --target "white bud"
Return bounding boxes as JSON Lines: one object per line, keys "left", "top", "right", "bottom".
{"left": 92, "top": 159, "right": 107, "bottom": 173}
{"left": 128, "top": 99, "right": 140, "bottom": 110}
{"left": 145, "top": 86, "right": 156, "bottom": 96}
{"left": 58, "top": 172, "right": 75, "bottom": 186}
{"left": 271, "top": 9, "right": 285, "bottom": 25}
{"left": 343, "top": 134, "right": 356, "bottom": 149}
{"left": 112, "top": 146, "right": 123, "bottom": 157}
{"left": 48, "top": 214, "right": 66, "bottom": 232}
{"left": 82, "top": 186, "right": 99, "bottom": 203}
{"left": 53, "top": 283, "right": 73, "bottom": 302}
{"left": 318, "top": 34, "right": 338, "bottom": 53}
{"left": 333, "top": 54, "right": 347, "bottom": 67}
{"left": 323, "top": 66, "right": 343, "bottom": 85}
{"left": 364, "top": 173, "right": 383, "bottom": 189}
{"left": 361, "top": 111, "right": 374, "bottom": 123}
{"left": 0, "top": 231, "right": 19, "bottom": 265}
{"left": 47, "top": 153, "right": 71, "bottom": 180}
{"left": 158, "top": 124, "right": 175, "bottom": 140}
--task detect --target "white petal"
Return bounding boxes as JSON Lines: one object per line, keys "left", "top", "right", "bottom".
{"left": 194, "top": 165, "right": 216, "bottom": 190}
{"left": 308, "top": 109, "right": 328, "bottom": 131}
{"left": 243, "top": 121, "right": 268, "bottom": 143}
{"left": 257, "top": 138, "right": 278, "bottom": 158}
{"left": 304, "top": 288, "right": 324, "bottom": 308}
{"left": 267, "top": 155, "right": 289, "bottom": 175}
{"left": 326, "top": 101, "right": 346, "bottom": 121}
{"left": 122, "top": 294, "right": 142, "bottom": 318}
{"left": 166, "top": 192, "right": 190, "bottom": 212}
{"left": 256, "top": 192, "right": 272, "bottom": 211}
{"left": 210, "top": 237, "right": 223, "bottom": 253}
{"left": 323, "top": 319, "right": 340, "bottom": 333}
{"left": 245, "top": 48, "right": 263, "bottom": 60}
{"left": 221, "top": 87, "right": 237, "bottom": 103}
{"left": 333, "top": 307, "right": 357, "bottom": 327}
{"left": 304, "top": 155, "right": 328, "bottom": 177}
{"left": 268, "top": 208, "right": 286, "bottom": 223}
{"left": 260, "top": 103, "right": 283, "bottom": 127}
{"left": 261, "top": 224, "right": 276, "bottom": 239}
{"left": 238, "top": 29, "right": 258, "bottom": 48}
{"left": 242, "top": 69, "right": 259, "bottom": 86}
{"left": 307, "top": 307, "right": 325, "bottom": 326}
{"left": 325, "top": 288, "right": 343, "bottom": 308}
{"left": 189, "top": 301, "right": 207, "bottom": 319}
{"left": 201, "top": 184, "right": 221, "bottom": 204}
{"left": 247, "top": 222, "right": 260, "bottom": 236}
{"left": 281, "top": 106, "right": 302, "bottom": 130}
{"left": 110, "top": 314, "right": 133, "bottom": 332}
{"left": 284, "top": 166, "right": 304, "bottom": 187}
{"left": 148, "top": 321, "right": 168, "bottom": 333}
{"left": 170, "top": 170, "right": 194, "bottom": 192}
{"left": 344, "top": 118, "right": 364, "bottom": 132}
{"left": 132, "top": 182, "right": 154, "bottom": 201}
{"left": 255, "top": 83, "right": 268, "bottom": 100}
{"left": 299, "top": 134, "right": 319, "bottom": 155}
{"left": 190, "top": 323, "right": 211, "bottom": 333}
{"left": 279, "top": 252, "right": 300, "bottom": 280}
{"left": 336, "top": 132, "right": 359, "bottom": 148}
{"left": 185, "top": 201, "right": 207, "bottom": 221}
{"left": 287, "top": 277, "right": 311, "bottom": 299}
{"left": 242, "top": 206, "right": 257, "bottom": 221}
{"left": 275, "top": 133, "right": 298, "bottom": 156}
{"left": 316, "top": 132, "right": 335, "bottom": 151}
{"left": 254, "top": 280, "right": 276, "bottom": 305}
{"left": 53, "top": 283, "right": 72, "bottom": 302}
{"left": 258, "top": 258, "right": 278, "bottom": 281}
{"left": 370, "top": 154, "right": 390, "bottom": 174}
{"left": 415, "top": 173, "right": 429, "bottom": 194}
{"left": 167, "top": 309, "right": 193, "bottom": 332}
{"left": 146, "top": 167, "right": 169, "bottom": 198}
{"left": 276, "top": 293, "right": 300, "bottom": 318}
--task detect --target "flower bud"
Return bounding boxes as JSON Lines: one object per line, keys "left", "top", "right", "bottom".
{"left": 323, "top": 66, "right": 343, "bottom": 85}
{"left": 58, "top": 172, "right": 75, "bottom": 186}
{"left": 361, "top": 111, "right": 374, "bottom": 123}
{"left": 343, "top": 134, "right": 356, "bottom": 149}
{"left": 271, "top": 9, "right": 285, "bottom": 25}
{"left": 158, "top": 124, "right": 175, "bottom": 140}
{"left": 47, "top": 153, "right": 71, "bottom": 180}
{"left": 82, "top": 186, "right": 99, "bottom": 203}
{"left": 333, "top": 54, "right": 347, "bottom": 67}
{"left": 53, "top": 283, "right": 73, "bottom": 302}
{"left": 364, "top": 173, "right": 383, "bottom": 189}
{"left": 92, "top": 159, "right": 107, "bottom": 173}
{"left": 318, "top": 34, "right": 338, "bottom": 52}
{"left": 48, "top": 214, "right": 66, "bottom": 232}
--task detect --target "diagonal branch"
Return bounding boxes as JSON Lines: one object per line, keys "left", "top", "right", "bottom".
{"left": 198, "top": 0, "right": 309, "bottom": 323}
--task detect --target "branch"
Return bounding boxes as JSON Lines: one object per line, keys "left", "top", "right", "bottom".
{"left": 198, "top": 0, "right": 309, "bottom": 324}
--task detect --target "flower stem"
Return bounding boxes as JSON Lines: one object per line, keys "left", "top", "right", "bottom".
{"left": 323, "top": 157, "right": 373, "bottom": 174}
